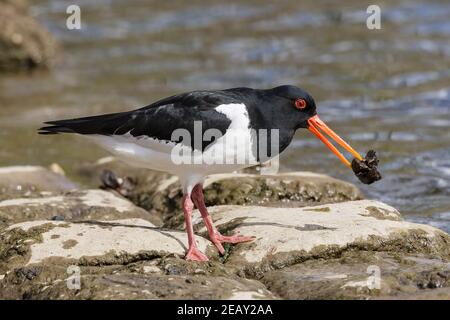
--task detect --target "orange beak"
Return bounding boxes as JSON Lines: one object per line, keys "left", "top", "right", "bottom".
{"left": 307, "top": 115, "right": 363, "bottom": 168}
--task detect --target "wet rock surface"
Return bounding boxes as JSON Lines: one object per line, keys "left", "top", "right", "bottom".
{"left": 0, "top": 255, "right": 274, "bottom": 300}
{"left": 1, "top": 163, "right": 450, "bottom": 299}
{"left": 0, "top": 0, "right": 57, "bottom": 72}
{"left": 11, "top": 273, "right": 275, "bottom": 300}
{"left": 261, "top": 251, "right": 450, "bottom": 299}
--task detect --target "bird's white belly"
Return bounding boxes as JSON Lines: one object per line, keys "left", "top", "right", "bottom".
{"left": 87, "top": 131, "right": 255, "bottom": 176}
{"left": 88, "top": 134, "right": 176, "bottom": 172}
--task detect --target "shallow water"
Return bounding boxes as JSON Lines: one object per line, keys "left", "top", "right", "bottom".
{"left": 1, "top": 0, "right": 449, "bottom": 231}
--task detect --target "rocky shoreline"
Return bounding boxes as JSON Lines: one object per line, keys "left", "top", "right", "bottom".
{"left": 1, "top": 161, "right": 450, "bottom": 299}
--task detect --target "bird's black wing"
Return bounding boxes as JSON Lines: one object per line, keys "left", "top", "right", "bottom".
{"left": 38, "top": 90, "right": 245, "bottom": 151}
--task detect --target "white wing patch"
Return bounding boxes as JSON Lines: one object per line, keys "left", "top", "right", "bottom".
{"left": 204, "top": 103, "right": 257, "bottom": 165}
{"left": 214, "top": 103, "right": 250, "bottom": 130}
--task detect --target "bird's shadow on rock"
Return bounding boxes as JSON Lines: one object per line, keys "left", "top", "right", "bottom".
{"left": 241, "top": 222, "right": 337, "bottom": 232}
{"left": 215, "top": 217, "right": 337, "bottom": 234}
{"left": 69, "top": 220, "right": 188, "bottom": 251}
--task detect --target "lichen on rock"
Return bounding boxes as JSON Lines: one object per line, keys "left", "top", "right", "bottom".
{"left": 2, "top": 219, "right": 212, "bottom": 268}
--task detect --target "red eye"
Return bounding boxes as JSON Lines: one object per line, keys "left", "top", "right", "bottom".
{"left": 295, "top": 98, "right": 307, "bottom": 110}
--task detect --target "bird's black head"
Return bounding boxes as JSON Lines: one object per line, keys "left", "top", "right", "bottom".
{"left": 270, "top": 85, "right": 317, "bottom": 129}
{"left": 269, "top": 85, "right": 363, "bottom": 168}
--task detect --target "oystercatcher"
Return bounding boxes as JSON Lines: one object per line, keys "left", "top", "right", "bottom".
{"left": 39, "top": 85, "right": 363, "bottom": 261}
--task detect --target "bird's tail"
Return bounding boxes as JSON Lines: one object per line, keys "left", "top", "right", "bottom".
{"left": 38, "top": 111, "right": 131, "bottom": 135}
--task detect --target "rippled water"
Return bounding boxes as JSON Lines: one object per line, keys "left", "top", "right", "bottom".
{"left": 0, "top": 0, "right": 449, "bottom": 231}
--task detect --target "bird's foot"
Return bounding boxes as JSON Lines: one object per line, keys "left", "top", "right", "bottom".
{"left": 210, "top": 237, "right": 225, "bottom": 255}
{"left": 185, "top": 247, "right": 209, "bottom": 262}
{"left": 207, "top": 233, "right": 254, "bottom": 255}
{"left": 215, "top": 233, "right": 255, "bottom": 244}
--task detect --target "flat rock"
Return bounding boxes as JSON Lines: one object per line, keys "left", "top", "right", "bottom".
{"left": 0, "top": 218, "right": 212, "bottom": 273}
{"left": 0, "top": 166, "right": 77, "bottom": 200}
{"left": 0, "top": 189, "right": 162, "bottom": 227}
{"left": 189, "top": 200, "right": 450, "bottom": 273}
{"left": 0, "top": 223, "right": 273, "bottom": 299}
{"left": 0, "top": 0, "right": 57, "bottom": 72}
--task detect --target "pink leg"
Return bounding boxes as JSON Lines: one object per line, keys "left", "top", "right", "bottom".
{"left": 191, "top": 184, "right": 254, "bottom": 255}
{"left": 183, "top": 194, "right": 208, "bottom": 262}
{"left": 191, "top": 186, "right": 225, "bottom": 255}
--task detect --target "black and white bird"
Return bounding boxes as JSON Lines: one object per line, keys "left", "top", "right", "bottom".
{"left": 39, "top": 85, "right": 363, "bottom": 261}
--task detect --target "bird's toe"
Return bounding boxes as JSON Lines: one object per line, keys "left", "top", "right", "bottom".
{"left": 185, "top": 247, "right": 209, "bottom": 262}
{"left": 217, "top": 234, "right": 255, "bottom": 244}
{"left": 209, "top": 237, "right": 226, "bottom": 255}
